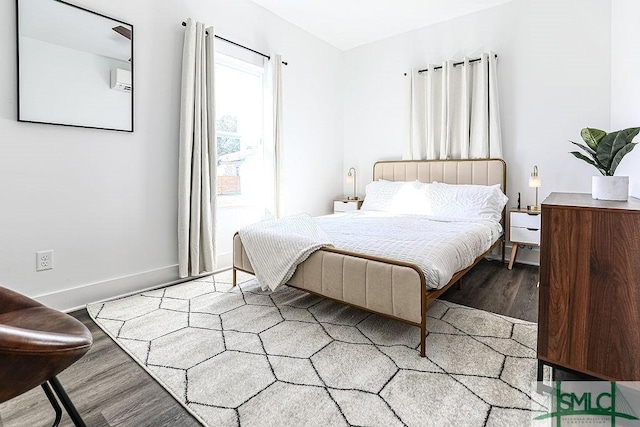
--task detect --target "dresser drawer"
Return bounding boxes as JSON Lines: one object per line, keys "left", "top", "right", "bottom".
{"left": 510, "top": 211, "right": 541, "bottom": 229}
{"left": 510, "top": 226, "right": 540, "bottom": 245}
{"left": 334, "top": 200, "right": 360, "bottom": 212}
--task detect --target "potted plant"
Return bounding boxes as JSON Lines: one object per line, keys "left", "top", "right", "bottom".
{"left": 570, "top": 127, "right": 639, "bottom": 201}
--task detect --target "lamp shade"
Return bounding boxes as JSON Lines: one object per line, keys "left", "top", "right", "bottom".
{"left": 529, "top": 165, "right": 541, "bottom": 188}
{"left": 529, "top": 176, "right": 541, "bottom": 188}
{"left": 346, "top": 174, "right": 354, "bottom": 184}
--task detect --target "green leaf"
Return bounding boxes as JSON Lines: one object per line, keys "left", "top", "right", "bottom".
{"left": 622, "top": 127, "right": 640, "bottom": 142}
{"left": 570, "top": 151, "right": 607, "bottom": 175}
{"left": 569, "top": 140, "right": 596, "bottom": 156}
{"left": 612, "top": 128, "right": 640, "bottom": 157}
{"left": 596, "top": 131, "right": 619, "bottom": 170}
{"left": 569, "top": 141, "right": 611, "bottom": 172}
{"left": 609, "top": 143, "right": 637, "bottom": 175}
{"left": 581, "top": 128, "right": 606, "bottom": 151}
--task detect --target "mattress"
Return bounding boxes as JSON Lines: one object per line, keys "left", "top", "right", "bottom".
{"left": 314, "top": 211, "right": 502, "bottom": 290}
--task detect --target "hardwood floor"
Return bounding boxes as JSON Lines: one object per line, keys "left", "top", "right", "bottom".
{"left": 0, "top": 311, "right": 201, "bottom": 427}
{"left": 440, "top": 258, "right": 539, "bottom": 322}
{"left": 0, "top": 259, "right": 539, "bottom": 427}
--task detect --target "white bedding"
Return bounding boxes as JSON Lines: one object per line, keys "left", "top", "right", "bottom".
{"left": 314, "top": 211, "right": 502, "bottom": 290}
{"left": 239, "top": 214, "right": 333, "bottom": 292}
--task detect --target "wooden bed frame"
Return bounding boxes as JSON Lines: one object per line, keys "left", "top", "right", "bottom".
{"left": 232, "top": 159, "right": 507, "bottom": 357}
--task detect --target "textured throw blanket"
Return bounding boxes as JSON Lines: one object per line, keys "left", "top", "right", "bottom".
{"left": 238, "top": 214, "right": 333, "bottom": 291}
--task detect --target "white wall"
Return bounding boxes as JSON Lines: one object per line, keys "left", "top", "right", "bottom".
{"left": 19, "top": 37, "right": 131, "bottom": 130}
{"left": 342, "top": 0, "right": 611, "bottom": 264}
{"left": 343, "top": 0, "right": 611, "bottom": 202}
{"left": 611, "top": 0, "right": 640, "bottom": 197}
{"left": 1, "top": 0, "right": 624, "bottom": 307}
{"left": 0, "top": 0, "right": 343, "bottom": 310}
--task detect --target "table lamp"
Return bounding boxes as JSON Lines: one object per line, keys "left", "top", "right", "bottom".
{"left": 346, "top": 167, "right": 358, "bottom": 200}
{"left": 528, "top": 165, "right": 541, "bottom": 211}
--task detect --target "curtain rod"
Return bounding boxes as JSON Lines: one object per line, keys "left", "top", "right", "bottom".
{"left": 181, "top": 22, "right": 288, "bottom": 66}
{"left": 403, "top": 54, "right": 497, "bottom": 76}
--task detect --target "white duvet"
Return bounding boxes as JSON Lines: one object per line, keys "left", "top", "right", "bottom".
{"left": 314, "top": 211, "right": 502, "bottom": 290}
{"left": 239, "top": 214, "right": 333, "bottom": 292}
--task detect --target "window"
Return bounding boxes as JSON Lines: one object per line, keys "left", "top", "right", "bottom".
{"left": 215, "top": 54, "right": 265, "bottom": 202}
{"left": 214, "top": 53, "right": 270, "bottom": 268}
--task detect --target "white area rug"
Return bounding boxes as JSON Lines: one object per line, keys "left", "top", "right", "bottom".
{"left": 87, "top": 270, "right": 548, "bottom": 426}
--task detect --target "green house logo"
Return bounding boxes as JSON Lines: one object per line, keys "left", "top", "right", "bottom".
{"left": 535, "top": 381, "right": 639, "bottom": 426}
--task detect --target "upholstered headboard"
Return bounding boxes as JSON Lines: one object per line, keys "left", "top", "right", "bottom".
{"left": 373, "top": 159, "right": 506, "bottom": 192}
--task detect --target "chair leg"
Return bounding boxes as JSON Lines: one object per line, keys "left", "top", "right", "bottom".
{"left": 537, "top": 359, "right": 544, "bottom": 383}
{"left": 49, "top": 377, "right": 86, "bottom": 427}
{"left": 41, "top": 383, "right": 62, "bottom": 427}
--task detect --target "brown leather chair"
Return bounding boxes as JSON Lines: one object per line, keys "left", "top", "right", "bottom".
{"left": 0, "top": 286, "right": 93, "bottom": 427}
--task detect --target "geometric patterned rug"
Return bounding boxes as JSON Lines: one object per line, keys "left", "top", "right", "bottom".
{"left": 87, "top": 270, "right": 549, "bottom": 427}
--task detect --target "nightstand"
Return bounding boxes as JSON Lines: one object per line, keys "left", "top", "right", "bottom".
{"left": 333, "top": 199, "right": 363, "bottom": 213}
{"left": 508, "top": 209, "right": 541, "bottom": 270}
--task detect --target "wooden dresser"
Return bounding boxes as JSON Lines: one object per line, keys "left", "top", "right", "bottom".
{"left": 538, "top": 192, "right": 640, "bottom": 380}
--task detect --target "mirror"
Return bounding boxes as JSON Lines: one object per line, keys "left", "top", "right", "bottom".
{"left": 17, "top": 0, "right": 133, "bottom": 132}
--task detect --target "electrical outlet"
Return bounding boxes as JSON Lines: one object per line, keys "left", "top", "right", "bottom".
{"left": 36, "top": 250, "right": 54, "bottom": 271}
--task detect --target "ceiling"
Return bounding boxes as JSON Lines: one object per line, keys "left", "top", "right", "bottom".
{"left": 249, "top": 0, "right": 512, "bottom": 51}
{"left": 19, "top": 0, "right": 131, "bottom": 63}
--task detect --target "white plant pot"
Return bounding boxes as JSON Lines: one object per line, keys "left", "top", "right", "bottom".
{"left": 592, "top": 176, "right": 629, "bottom": 201}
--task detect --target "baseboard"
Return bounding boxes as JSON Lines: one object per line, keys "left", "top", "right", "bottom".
{"left": 217, "top": 251, "right": 232, "bottom": 269}
{"left": 33, "top": 264, "right": 217, "bottom": 313}
{"left": 508, "top": 243, "right": 541, "bottom": 266}
{"left": 486, "top": 243, "right": 540, "bottom": 267}
{"left": 34, "top": 241, "right": 536, "bottom": 313}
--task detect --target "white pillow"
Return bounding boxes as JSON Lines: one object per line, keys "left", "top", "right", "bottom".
{"left": 361, "top": 180, "right": 431, "bottom": 215}
{"left": 427, "top": 182, "right": 508, "bottom": 222}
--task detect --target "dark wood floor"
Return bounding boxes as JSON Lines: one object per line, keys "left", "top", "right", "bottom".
{"left": 440, "top": 258, "right": 539, "bottom": 322}
{"left": 0, "top": 312, "right": 202, "bottom": 427}
{"left": 0, "top": 259, "right": 539, "bottom": 427}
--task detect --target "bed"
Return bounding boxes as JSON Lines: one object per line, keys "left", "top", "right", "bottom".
{"left": 232, "top": 159, "right": 507, "bottom": 356}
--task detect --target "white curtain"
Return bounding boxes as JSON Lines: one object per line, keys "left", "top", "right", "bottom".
{"left": 407, "top": 52, "right": 502, "bottom": 160}
{"left": 264, "top": 53, "right": 284, "bottom": 218}
{"left": 178, "top": 19, "right": 216, "bottom": 278}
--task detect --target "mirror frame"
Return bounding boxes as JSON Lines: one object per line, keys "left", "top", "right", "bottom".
{"left": 16, "top": 0, "right": 134, "bottom": 132}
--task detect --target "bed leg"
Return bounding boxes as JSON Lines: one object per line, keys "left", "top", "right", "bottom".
{"left": 420, "top": 285, "right": 427, "bottom": 357}
{"left": 457, "top": 278, "right": 463, "bottom": 290}
{"left": 420, "top": 305, "right": 427, "bottom": 357}
{"left": 501, "top": 237, "right": 506, "bottom": 264}
{"left": 232, "top": 268, "right": 237, "bottom": 287}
